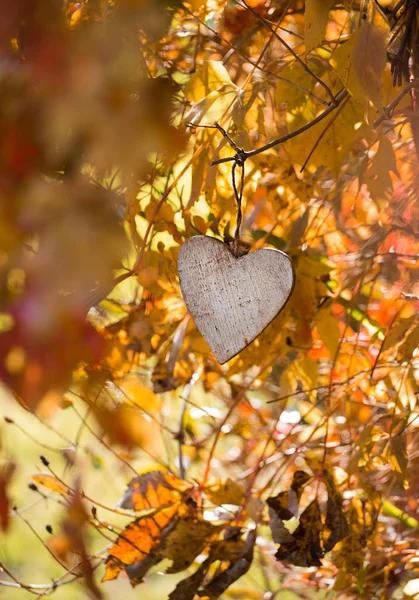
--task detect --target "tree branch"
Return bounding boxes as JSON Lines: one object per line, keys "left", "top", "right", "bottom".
{"left": 373, "top": 77, "right": 419, "bottom": 128}
{"left": 211, "top": 88, "right": 349, "bottom": 166}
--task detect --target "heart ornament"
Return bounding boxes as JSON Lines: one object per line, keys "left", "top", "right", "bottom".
{"left": 178, "top": 236, "right": 295, "bottom": 364}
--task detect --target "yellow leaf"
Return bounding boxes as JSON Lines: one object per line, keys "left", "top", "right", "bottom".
{"left": 381, "top": 315, "right": 416, "bottom": 354}
{"left": 298, "top": 355, "right": 318, "bottom": 387}
{"left": 275, "top": 62, "right": 316, "bottom": 111}
{"left": 205, "top": 478, "right": 245, "bottom": 506}
{"left": 315, "top": 310, "right": 340, "bottom": 356}
{"left": 331, "top": 5, "right": 389, "bottom": 109}
{"left": 184, "top": 60, "right": 235, "bottom": 103}
{"left": 351, "top": 5, "right": 389, "bottom": 108}
{"left": 330, "top": 33, "right": 364, "bottom": 105}
{"left": 397, "top": 324, "right": 419, "bottom": 362}
{"left": 305, "top": 0, "right": 335, "bottom": 53}
{"left": 162, "top": 517, "right": 219, "bottom": 572}
{"left": 285, "top": 97, "right": 365, "bottom": 174}
{"left": 388, "top": 436, "right": 408, "bottom": 483}
{"left": 31, "top": 473, "right": 70, "bottom": 497}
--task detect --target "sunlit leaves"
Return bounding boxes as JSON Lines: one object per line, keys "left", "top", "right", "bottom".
{"left": 0, "top": 461, "right": 15, "bottom": 532}
{"left": 352, "top": 4, "right": 389, "bottom": 109}
{"left": 104, "top": 502, "right": 221, "bottom": 585}
{"left": 184, "top": 60, "right": 236, "bottom": 125}
{"left": 267, "top": 471, "right": 349, "bottom": 567}
{"left": 205, "top": 478, "right": 245, "bottom": 506}
{"left": 2, "top": 1, "right": 419, "bottom": 599}
{"left": 31, "top": 473, "right": 71, "bottom": 497}
{"left": 304, "top": 0, "right": 335, "bottom": 53}
{"left": 118, "top": 470, "right": 192, "bottom": 511}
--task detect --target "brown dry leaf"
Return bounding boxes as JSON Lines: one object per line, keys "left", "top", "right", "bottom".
{"left": 63, "top": 493, "right": 102, "bottom": 599}
{"left": 168, "top": 559, "right": 211, "bottom": 600}
{"left": 397, "top": 324, "right": 419, "bottom": 362}
{"left": 205, "top": 478, "right": 245, "bottom": 506}
{"left": 118, "top": 470, "right": 192, "bottom": 511}
{"left": 162, "top": 517, "right": 220, "bottom": 572}
{"left": 104, "top": 503, "right": 221, "bottom": 585}
{"left": 103, "top": 503, "right": 181, "bottom": 584}
{"left": 31, "top": 473, "right": 71, "bottom": 497}
{"left": 0, "top": 461, "right": 16, "bottom": 531}
{"left": 93, "top": 405, "right": 162, "bottom": 452}
{"left": 323, "top": 470, "right": 349, "bottom": 553}
{"left": 168, "top": 528, "right": 249, "bottom": 600}
{"left": 381, "top": 314, "right": 416, "bottom": 354}
{"left": 274, "top": 498, "right": 323, "bottom": 567}
{"left": 201, "top": 529, "right": 256, "bottom": 598}
{"left": 268, "top": 471, "right": 348, "bottom": 567}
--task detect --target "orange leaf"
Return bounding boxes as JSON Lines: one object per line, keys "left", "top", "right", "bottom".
{"left": 31, "top": 473, "right": 70, "bottom": 497}
{"left": 118, "top": 470, "right": 192, "bottom": 512}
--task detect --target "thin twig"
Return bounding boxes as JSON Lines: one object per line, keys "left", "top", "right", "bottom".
{"left": 300, "top": 93, "right": 349, "bottom": 171}
{"left": 373, "top": 77, "right": 419, "bottom": 128}
{"left": 176, "top": 370, "right": 200, "bottom": 479}
{"left": 0, "top": 560, "right": 104, "bottom": 596}
{"left": 237, "top": 0, "right": 335, "bottom": 102}
{"left": 214, "top": 122, "right": 244, "bottom": 156}
{"left": 184, "top": 6, "right": 328, "bottom": 106}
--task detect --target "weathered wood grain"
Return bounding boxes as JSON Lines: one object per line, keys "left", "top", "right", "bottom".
{"left": 178, "top": 236, "right": 295, "bottom": 364}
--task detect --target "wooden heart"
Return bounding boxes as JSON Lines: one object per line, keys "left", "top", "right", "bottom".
{"left": 178, "top": 236, "right": 295, "bottom": 364}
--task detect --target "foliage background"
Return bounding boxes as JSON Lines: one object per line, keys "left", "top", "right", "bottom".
{"left": 1, "top": 0, "right": 419, "bottom": 599}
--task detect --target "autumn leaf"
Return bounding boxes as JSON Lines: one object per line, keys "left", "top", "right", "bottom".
{"left": 0, "top": 461, "right": 16, "bottom": 532}
{"left": 92, "top": 405, "right": 162, "bottom": 451}
{"left": 352, "top": 5, "right": 389, "bottom": 109}
{"left": 118, "top": 470, "right": 192, "bottom": 511}
{"left": 184, "top": 61, "right": 235, "bottom": 103}
{"left": 268, "top": 471, "right": 349, "bottom": 567}
{"left": 103, "top": 504, "right": 181, "bottom": 584}
{"left": 305, "top": 0, "right": 335, "bottom": 53}
{"left": 2, "top": 1, "right": 419, "bottom": 598}
{"left": 103, "top": 502, "right": 221, "bottom": 585}
{"left": 31, "top": 473, "right": 71, "bottom": 497}
{"left": 205, "top": 478, "right": 245, "bottom": 506}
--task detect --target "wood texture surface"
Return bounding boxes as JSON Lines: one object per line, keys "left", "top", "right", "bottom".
{"left": 178, "top": 236, "right": 295, "bottom": 364}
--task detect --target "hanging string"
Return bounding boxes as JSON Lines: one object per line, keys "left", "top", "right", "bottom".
{"left": 210, "top": 122, "right": 246, "bottom": 257}
{"left": 231, "top": 160, "right": 245, "bottom": 257}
